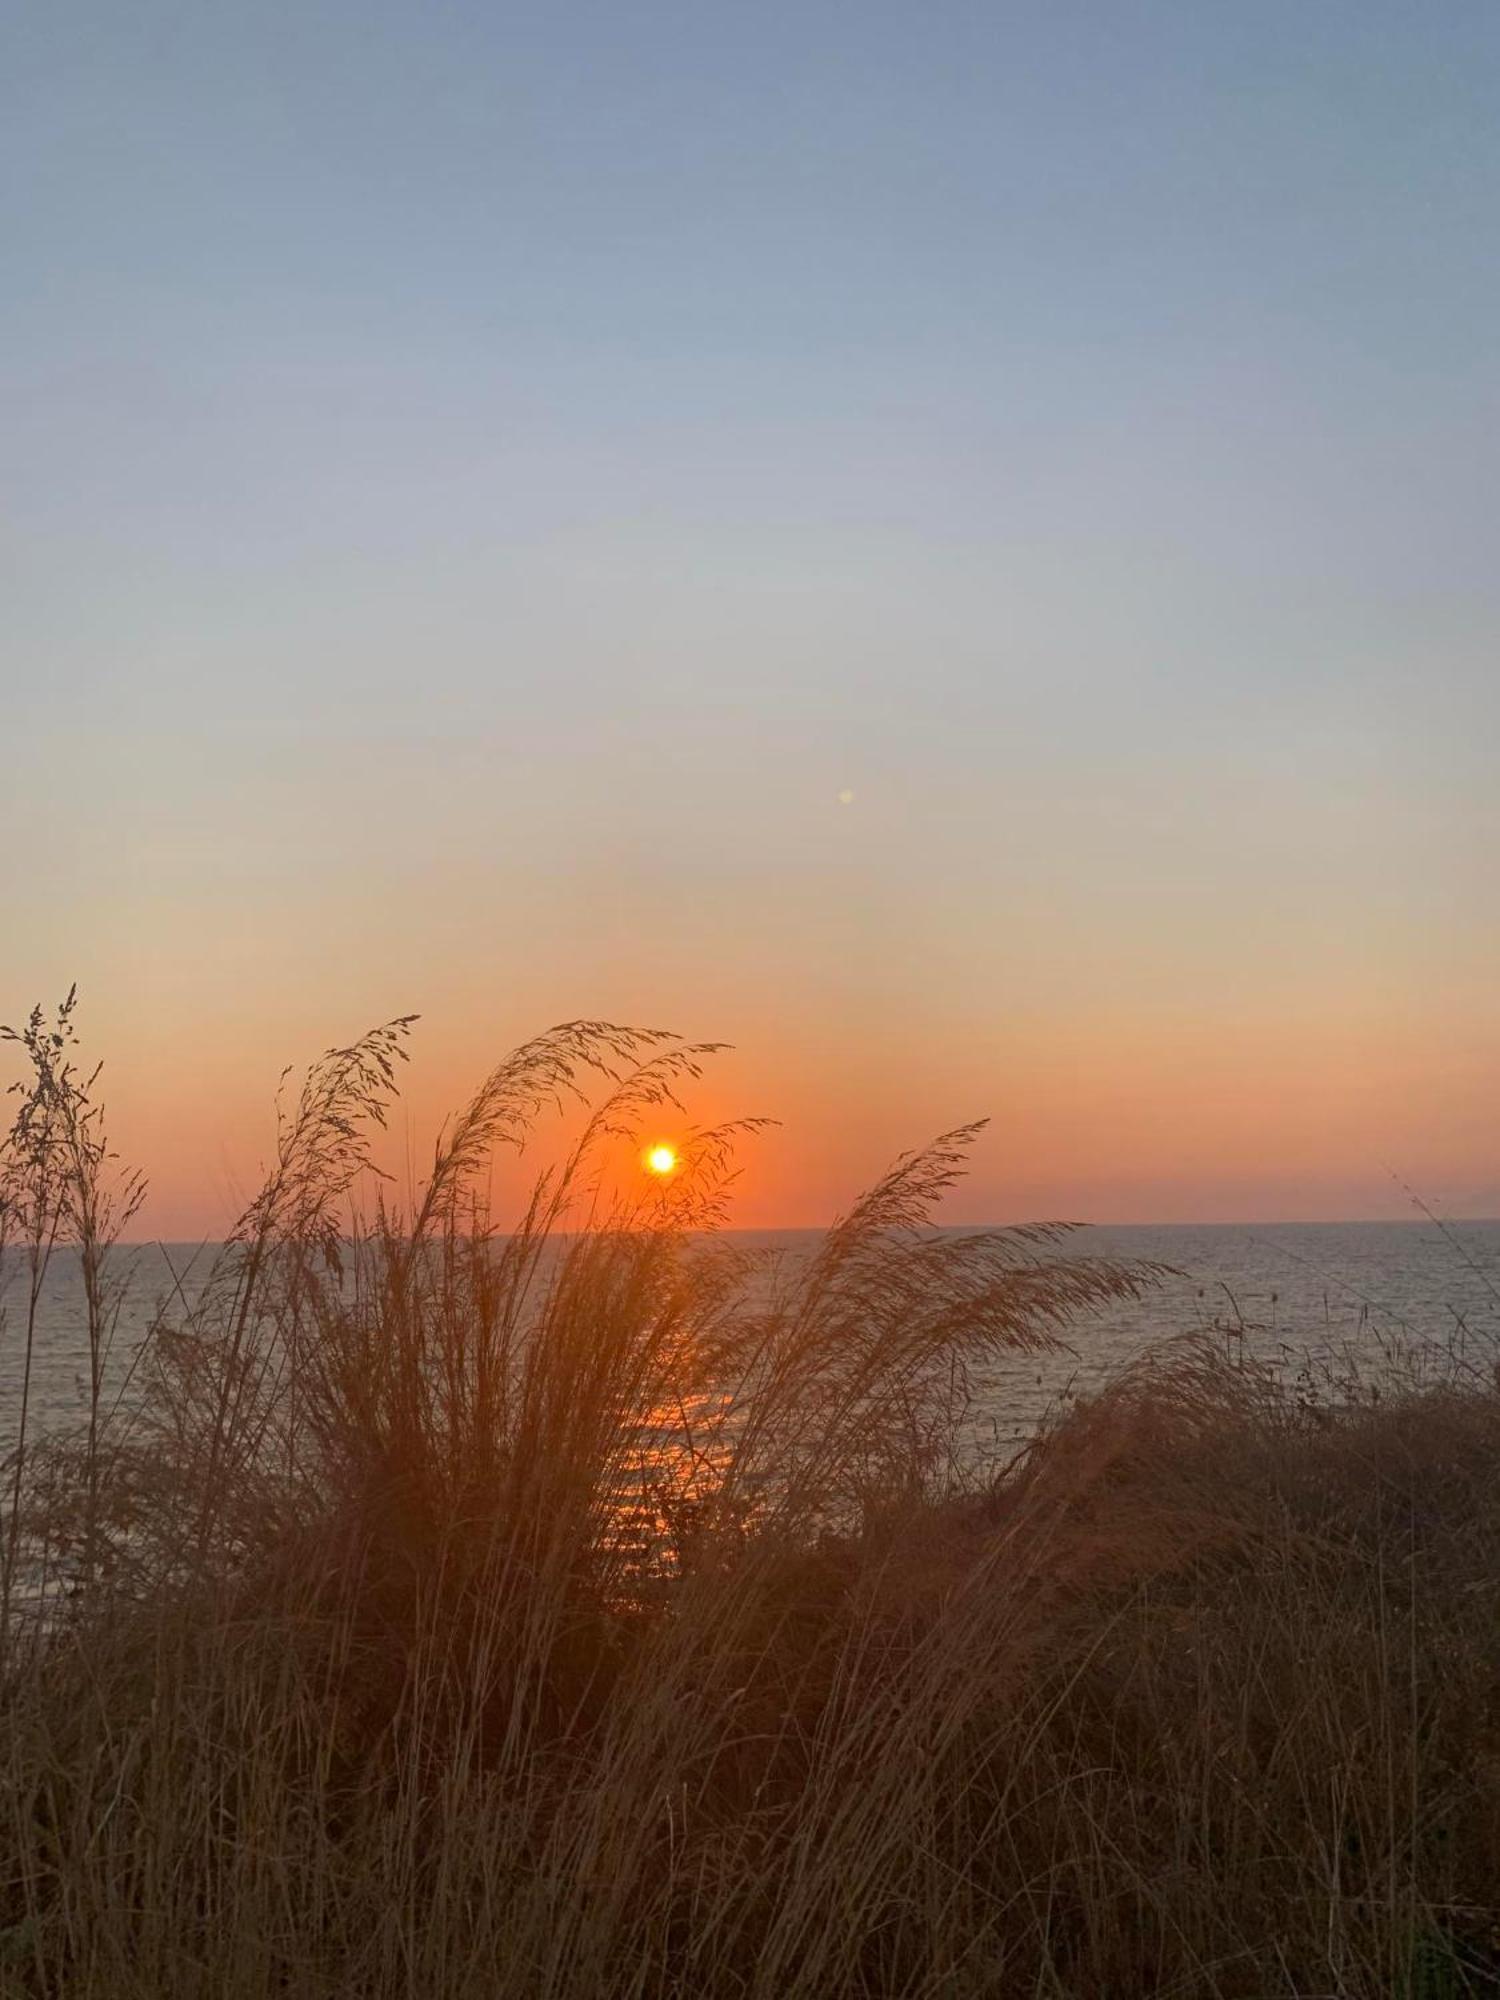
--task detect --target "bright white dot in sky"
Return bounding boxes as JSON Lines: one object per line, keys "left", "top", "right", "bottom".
{"left": 837, "top": 789, "right": 855, "bottom": 806}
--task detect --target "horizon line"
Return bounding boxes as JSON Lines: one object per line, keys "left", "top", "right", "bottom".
{"left": 99, "top": 1213, "right": 1500, "bottom": 1249}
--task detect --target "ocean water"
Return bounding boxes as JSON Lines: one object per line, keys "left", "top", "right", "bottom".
{"left": 3, "top": 1222, "right": 1498, "bottom": 1457}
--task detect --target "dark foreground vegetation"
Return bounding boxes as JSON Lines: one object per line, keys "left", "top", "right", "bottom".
{"left": 2, "top": 1001, "right": 1499, "bottom": 1997}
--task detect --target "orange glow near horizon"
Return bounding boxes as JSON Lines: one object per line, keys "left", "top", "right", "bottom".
{"left": 16, "top": 986, "right": 1496, "bottom": 1243}
{"left": 8, "top": 754, "right": 1500, "bottom": 1239}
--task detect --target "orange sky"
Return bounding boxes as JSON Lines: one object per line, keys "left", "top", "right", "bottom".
{"left": 7, "top": 721, "right": 1498, "bottom": 1233}
{"left": 10, "top": 935, "right": 1497, "bottom": 1238}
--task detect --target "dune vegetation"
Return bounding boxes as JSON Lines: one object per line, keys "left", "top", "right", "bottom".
{"left": 1, "top": 999, "right": 1498, "bottom": 1998}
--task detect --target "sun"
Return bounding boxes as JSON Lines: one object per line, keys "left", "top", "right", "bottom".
{"left": 644, "top": 1143, "right": 678, "bottom": 1177}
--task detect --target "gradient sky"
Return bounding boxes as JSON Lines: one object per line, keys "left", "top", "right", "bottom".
{"left": 4, "top": 1, "right": 1498, "bottom": 1232}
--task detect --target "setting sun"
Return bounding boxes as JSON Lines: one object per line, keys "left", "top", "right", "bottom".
{"left": 645, "top": 1143, "right": 678, "bottom": 1176}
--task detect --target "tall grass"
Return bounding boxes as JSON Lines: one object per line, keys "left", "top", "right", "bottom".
{"left": 1, "top": 1001, "right": 1498, "bottom": 1997}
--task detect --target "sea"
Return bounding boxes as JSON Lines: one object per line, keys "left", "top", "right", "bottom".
{"left": 4, "top": 1222, "right": 1499, "bottom": 1458}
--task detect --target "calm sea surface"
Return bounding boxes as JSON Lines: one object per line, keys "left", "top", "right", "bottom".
{"left": 4, "top": 1223, "right": 1499, "bottom": 1454}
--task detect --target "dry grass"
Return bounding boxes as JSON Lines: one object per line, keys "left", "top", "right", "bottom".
{"left": 1, "top": 1001, "right": 1498, "bottom": 1997}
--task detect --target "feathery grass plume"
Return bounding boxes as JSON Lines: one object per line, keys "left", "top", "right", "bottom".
{"left": 0, "top": 989, "right": 144, "bottom": 1640}
{"left": 116, "top": 1015, "right": 417, "bottom": 1583}
{"left": 711, "top": 1123, "right": 1162, "bottom": 1541}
